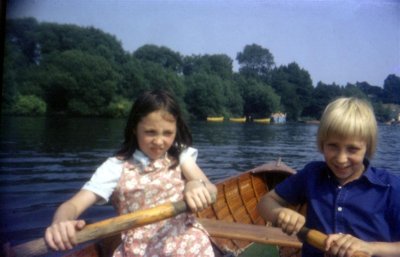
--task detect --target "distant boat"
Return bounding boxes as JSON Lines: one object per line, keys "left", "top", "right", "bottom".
{"left": 271, "top": 112, "right": 286, "bottom": 123}
{"left": 253, "top": 118, "right": 271, "bottom": 123}
{"left": 229, "top": 117, "right": 246, "bottom": 123}
{"left": 207, "top": 116, "right": 224, "bottom": 122}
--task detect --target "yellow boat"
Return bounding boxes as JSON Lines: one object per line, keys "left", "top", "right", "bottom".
{"left": 207, "top": 116, "right": 224, "bottom": 122}
{"left": 229, "top": 117, "right": 246, "bottom": 123}
{"left": 253, "top": 118, "right": 271, "bottom": 123}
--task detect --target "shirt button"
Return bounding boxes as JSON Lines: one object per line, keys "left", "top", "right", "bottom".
{"left": 338, "top": 207, "right": 343, "bottom": 212}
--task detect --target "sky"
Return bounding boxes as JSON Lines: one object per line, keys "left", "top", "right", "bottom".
{"left": 6, "top": 0, "right": 400, "bottom": 87}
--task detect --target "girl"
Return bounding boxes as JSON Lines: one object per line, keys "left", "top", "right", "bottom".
{"left": 258, "top": 97, "right": 400, "bottom": 257}
{"left": 45, "top": 89, "right": 217, "bottom": 257}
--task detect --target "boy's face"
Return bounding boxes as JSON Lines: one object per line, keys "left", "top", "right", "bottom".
{"left": 322, "top": 135, "right": 367, "bottom": 185}
{"left": 136, "top": 110, "right": 177, "bottom": 161}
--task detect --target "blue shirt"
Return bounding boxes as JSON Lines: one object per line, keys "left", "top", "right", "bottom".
{"left": 275, "top": 161, "right": 400, "bottom": 256}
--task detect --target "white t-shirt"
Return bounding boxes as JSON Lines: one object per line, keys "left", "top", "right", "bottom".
{"left": 82, "top": 147, "right": 198, "bottom": 204}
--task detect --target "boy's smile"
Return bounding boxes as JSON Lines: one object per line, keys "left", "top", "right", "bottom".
{"left": 322, "top": 136, "right": 367, "bottom": 185}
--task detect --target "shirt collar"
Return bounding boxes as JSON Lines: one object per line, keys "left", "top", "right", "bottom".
{"left": 362, "top": 159, "right": 388, "bottom": 187}
{"left": 133, "top": 150, "right": 150, "bottom": 167}
{"left": 132, "top": 150, "right": 169, "bottom": 168}
{"left": 326, "top": 159, "right": 387, "bottom": 187}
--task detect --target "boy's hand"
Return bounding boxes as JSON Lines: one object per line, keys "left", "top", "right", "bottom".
{"left": 184, "top": 180, "right": 213, "bottom": 212}
{"left": 276, "top": 208, "right": 305, "bottom": 235}
{"left": 325, "top": 233, "right": 372, "bottom": 257}
{"left": 45, "top": 220, "right": 86, "bottom": 251}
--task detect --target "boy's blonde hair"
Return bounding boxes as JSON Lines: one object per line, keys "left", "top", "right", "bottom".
{"left": 317, "top": 97, "right": 377, "bottom": 159}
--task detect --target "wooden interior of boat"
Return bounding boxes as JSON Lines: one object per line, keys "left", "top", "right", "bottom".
{"left": 64, "top": 160, "right": 305, "bottom": 257}
{"left": 195, "top": 161, "right": 304, "bottom": 256}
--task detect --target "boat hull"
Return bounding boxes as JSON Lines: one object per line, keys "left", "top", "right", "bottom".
{"left": 229, "top": 117, "right": 246, "bottom": 123}
{"left": 64, "top": 161, "right": 303, "bottom": 257}
{"left": 253, "top": 118, "right": 271, "bottom": 123}
{"left": 207, "top": 117, "right": 224, "bottom": 122}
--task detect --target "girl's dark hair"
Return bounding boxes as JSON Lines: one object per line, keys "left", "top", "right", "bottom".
{"left": 116, "top": 89, "right": 192, "bottom": 165}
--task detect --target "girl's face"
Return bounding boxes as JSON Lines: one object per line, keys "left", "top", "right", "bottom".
{"left": 136, "top": 110, "right": 177, "bottom": 161}
{"left": 322, "top": 135, "right": 367, "bottom": 185}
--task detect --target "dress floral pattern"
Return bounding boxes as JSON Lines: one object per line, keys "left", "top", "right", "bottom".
{"left": 111, "top": 154, "right": 214, "bottom": 257}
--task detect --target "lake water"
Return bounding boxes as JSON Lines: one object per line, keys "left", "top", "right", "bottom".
{"left": 1, "top": 116, "right": 399, "bottom": 246}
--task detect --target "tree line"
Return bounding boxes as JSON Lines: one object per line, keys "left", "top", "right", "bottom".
{"left": 3, "top": 18, "right": 400, "bottom": 122}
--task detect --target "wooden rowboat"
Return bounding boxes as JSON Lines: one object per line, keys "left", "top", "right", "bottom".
{"left": 229, "top": 117, "right": 246, "bottom": 123}
{"left": 253, "top": 118, "right": 271, "bottom": 124}
{"left": 207, "top": 116, "right": 224, "bottom": 122}
{"left": 61, "top": 160, "right": 304, "bottom": 257}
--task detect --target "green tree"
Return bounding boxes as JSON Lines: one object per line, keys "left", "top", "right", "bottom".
{"left": 183, "top": 54, "right": 233, "bottom": 80}
{"left": 118, "top": 56, "right": 146, "bottom": 98}
{"left": 140, "top": 61, "right": 186, "bottom": 99}
{"left": 235, "top": 75, "right": 280, "bottom": 118}
{"left": 134, "top": 44, "right": 183, "bottom": 73}
{"left": 383, "top": 74, "right": 400, "bottom": 104}
{"left": 38, "top": 50, "right": 119, "bottom": 115}
{"left": 343, "top": 83, "right": 368, "bottom": 99}
{"left": 372, "top": 102, "right": 392, "bottom": 122}
{"left": 223, "top": 80, "right": 244, "bottom": 116}
{"left": 105, "top": 97, "right": 132, "bottom": 117}
{"left": 184, "top": 73, "right": 226, "bottom": 119}
{"left": 12, "top": 94, "right": 47, "bottom": 115}
{"left": 303, "top": 82, "right": 342, "bottom": 119}
{"left": 2, "top": 44, "right": 20, "bottom": 110}
{"left": 236, "top": 44, "right": 275, "bottom": 80}
{"left": 282, "top": 62, "right": 314, "bottom": 120}
{"left": 183, "top": 54, "right": 240, "bottom": 117}
{"left": 270, "top": 63, "right": 314, "bottom": 120}
{"left": 37, "top": 22, "right": 127, "bottom": 67}
{"left": 355, "top": 82, "right": 384, "bottom": 102}
{"left": 5, "top": 18, "right": 41, "bottom": 65}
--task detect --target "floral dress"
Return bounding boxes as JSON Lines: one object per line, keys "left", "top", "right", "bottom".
{"left": 111, "top": 154, "right": 215, "bottom": 257}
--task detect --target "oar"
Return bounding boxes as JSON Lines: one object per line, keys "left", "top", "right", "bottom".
{"left": 197, "top": 218, "right": 302, "bottom": 248}
{"left": 199, "top": 220, "right": 371, "bottom": 257}
{"left": 11, "top": 200, "right": 188, "bottom": 257}
{"left": 297, "top": 227, "right": 371, "bottom": 257}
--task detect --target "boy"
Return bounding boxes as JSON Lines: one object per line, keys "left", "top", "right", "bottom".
{"left": 258, "top": 97, "right": 400, "bottom": 256}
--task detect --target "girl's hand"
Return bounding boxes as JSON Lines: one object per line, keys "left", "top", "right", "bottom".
{"left": 44, "top": 220, "right": 86, "bottom": 251}
{"left": 276, "top": 207, "right": 305, "bottom": 235}
{"left": 325, "top": 233, "right": 372, "bottom": 257}
{"left": 184, "top": 180, "right": 213, "bottom": 212}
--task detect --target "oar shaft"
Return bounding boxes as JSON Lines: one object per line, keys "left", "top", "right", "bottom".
{"left": 76, "top": 200, "right": 187, "bottom": 243}
{"left": 12, "top": 201, "right": 188, "bottom": 257}
{"left": 298, "top": 227, "right": 370, "bottom": 257}
{"left": 198, "top": 218, "right": 301, "bottom": 248}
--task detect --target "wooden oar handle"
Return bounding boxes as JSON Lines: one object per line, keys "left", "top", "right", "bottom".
{"left": 76, "top": 200, "right": 187, "bottom": 243}
{"left": 12, "top": 200, "right": 188, "bottom": 257}
{"left": 298, "top": 227, "right": 370, "bottom": 257}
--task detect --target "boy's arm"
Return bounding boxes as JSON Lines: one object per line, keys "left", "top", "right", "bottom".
{"left": 325, "top": 233, "right": 400, "bottom": 257}
{"left": 369, "top": 241, "right": 400, "bottom": 256}
{"left": 258, "top": 190, "right": 305, "bottom": 235}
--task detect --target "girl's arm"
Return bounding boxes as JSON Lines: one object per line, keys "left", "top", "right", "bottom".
{"left": 181, "top": 157, "right": 217, "bottom": 212}
{"left": 45, "top": 189, "right": 99, "bottom": 251}
{"left": 257, "top": 189, "right": 305, "bottom": 235}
